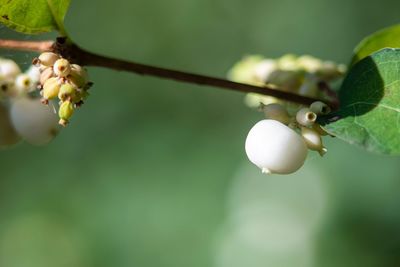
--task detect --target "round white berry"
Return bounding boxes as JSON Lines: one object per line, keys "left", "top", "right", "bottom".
{"left": 10, "top": 97, "right": 59, "bottom": 146}
{"left": 245, "top": 119, "right": 308, "bottom": 174}
{"left": 0, "top": 59, "right": 21, "bottom": 78}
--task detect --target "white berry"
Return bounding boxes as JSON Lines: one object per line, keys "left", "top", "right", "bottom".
{"left": 245, "top": 119, "right": 308, "bottom": 174}
{"left": 0, "top": 59, "right": 21, "bottom": 78}
{"left": 0, "top": 103, "right": 21, "bottom": 148}
{"left": 10, "top": 97, "right": 59, "bottom": 145}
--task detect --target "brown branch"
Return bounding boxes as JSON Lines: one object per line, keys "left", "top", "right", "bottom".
{"left": 0, "top": 39, "right": 53, "bottom": 53}
{"left": 0, "top": 38, "right": 331, "bottom": 106}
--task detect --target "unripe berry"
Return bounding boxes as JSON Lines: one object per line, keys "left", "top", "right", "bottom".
{"left": 261, "top": 103, "right": 291, "bottom": 124}
{"left": 58, "top": 100, "right": 74, "bottom": 126}
{"left": 15, "top": 74, "right": 33, "bottom": 95}
{"left": 53, "top": 58, "right": 71, "bottom": 77}
{"left": 245, "top": 120, "right": 308, "bottom": 174}
{"left": 10, "top": 97, "right": 59, "bottom": 145}
{"left": 58, "top": 84, "right": 76, "bottom": 101}
{"left": 39, "top": 67, "right": 55, "bottom": 85}
{"left": 296, "top": 108, "right": 317, "bottom": 127}
{"left": 42, "top": 77, "right": 61, "bottom": 101}
{"left": 38, "top": 52, "right": 59, "bottom": 67}
{"left": 68, "top": 64, "right": 89, "bottom": 88}
{"left": 0, "top": 103, "right": 21, "bottom": 148}
{"left": 301, "top": 127, "right": 327, "bottom": 156}
{"left": 0, "top": 59, "right": 21, "bottom": 78}
{"left": 310, "top": 101, "right": 331, "bottom": 115}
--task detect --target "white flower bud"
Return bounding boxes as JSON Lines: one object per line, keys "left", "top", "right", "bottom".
{"left": 261, "top": 103, "right": 291, "bottom": 124}
{"left": 301, "top": 127, "right": 327, "bottom": 156}
{"left": 310, "top": 101, "right": 331, "bottom": 115}
{"left": 245, "top": 120, "right": 308, "bottom": 175}
{"left": 53, "top": 58, "right": 71, "bottom": 77}
{"left": 296, "top": 108, "right": 317, "bottom": 127}
{"left": 38, "top": 52, "right": 60, "bottom": 67}
{"left": 10, "top": 97, "right": 59, "bottom": 145}
{"left": 39, "top": 67, "right": 55, "bottom": 85}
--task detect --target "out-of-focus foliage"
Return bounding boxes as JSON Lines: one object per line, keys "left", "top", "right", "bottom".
{"left": 1, "top": 0, "right": 400, "bottom": 267}
{"left": 351, "top": 24, "right": 400, "bottom": 65}
{"left": 0, "top": 0, "right": 70, "bottom": 34}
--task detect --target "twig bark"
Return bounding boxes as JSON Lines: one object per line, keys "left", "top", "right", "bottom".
{"left": 0, "top": 38, "right": 330, "bottom": 106}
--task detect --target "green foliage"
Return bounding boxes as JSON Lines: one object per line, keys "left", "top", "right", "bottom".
{"left": 322, "top": 48, "right": 400, "bottom": 155}
{"left": 351, "top": 24, "right": 400, "bottom": 65}
{"left": 0, "top": 0, "right": 70, "bottom": 34}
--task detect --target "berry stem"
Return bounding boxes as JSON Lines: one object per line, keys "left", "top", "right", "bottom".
{"left": 0, "top": 38, "right": 333, "bottom": 106}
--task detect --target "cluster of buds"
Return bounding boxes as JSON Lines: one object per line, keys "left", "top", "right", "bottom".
{"left": 228, "top": 54, "right": 346, "bottom": 109}
{"left": 34, "top": 52, "right": 91, "bottom": 126}
{"left": 245, "top": 101, "right": 331, "bottom": 175}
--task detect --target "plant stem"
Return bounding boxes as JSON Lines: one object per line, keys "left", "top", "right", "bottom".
{"left": 0, "top": 38, "right": 331, "bottom": 106}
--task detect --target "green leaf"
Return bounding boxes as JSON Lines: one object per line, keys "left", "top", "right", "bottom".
{"left": 322, "top": 48, "right": 400, "bottom": 155}
{"left": 0, "top": 0, "right": 71, "bottom": 34}
{"left": 351, "top": 24, "right": 400, "bottom": 65}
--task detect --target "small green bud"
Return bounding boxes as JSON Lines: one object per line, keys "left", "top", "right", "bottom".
{"left": 38, "top": 52, "right": 60, "bottom": 67}
{"left": 42, "top": 77, "right": 61, "bottom": 101}
{"left": 58, "top": 83, "right": 76, "bottom": 101}
{"left": 53, "top": 58, "right": 71, "bottom": 77}
{"left": 58, "top": 100, "right": 74, "bottom": 126}
{"left": 296, "top": 108, "right": 317, "bottom": 127}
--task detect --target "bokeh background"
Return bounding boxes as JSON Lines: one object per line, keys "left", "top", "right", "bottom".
{"left": 1, "top": 0, "right": 400, "bottom": 266}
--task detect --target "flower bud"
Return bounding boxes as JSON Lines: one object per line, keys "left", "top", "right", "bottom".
{"left": 40, "top": 67, "right": 55, "bottom": 85}
{"left": 301, "top": 126, "right": 327, "bottom": 156}
{"left": 296, "top": 108, "right": 317, "bottom": 127}
{"left": 38, "top": 52, "right": 60, "bottom": 67}
{"left": 58, "top": 100, "right": 74, "bottom": 126}
{"left": 53, "top": 58, "right": 71, "bottom": 77}
{"left": 261, "top": 103, "right": 291, "bottom": 124}
{"left": 68, "top": 64, "right": 89, "bottom": 88}
{"left": 58, "top": 83, "right": 76, "bottom": 101}
{"left": 42, "top": 77, "right": 61, "bottom": 101}
{"left": 310, "top": 101, "right": 331, "bottom": 115}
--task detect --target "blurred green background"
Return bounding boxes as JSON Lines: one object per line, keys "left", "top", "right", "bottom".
{"left": 1, "top": 0, "right": 400, "bottom": 266}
